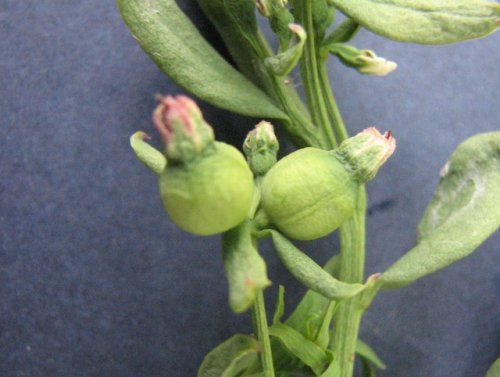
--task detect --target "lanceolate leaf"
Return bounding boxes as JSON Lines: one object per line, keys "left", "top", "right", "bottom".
{"left": 269, "top": 323, "right": 329, "bottom": 376}
{"left": 198, "top": 334, "right": 259, "bottom": 377}
{"left": 360, "top": 358, "right": 376, "bottom": 377}
{"left": 327, "top": 0, "right": 500, "bottom": 44}
{"left": 382, "top": 132, "right": 500, "bottom": 288}
{"left": 286, "top": 256, "right": 340, "bottom": 343}
{"left": 129, "top": 131, "right": 167, "bottom": 174}
{"left": 485, "top": 357, "right": 500, "bottom": 377}
{"left": 268, "top": 230, "right": 364, "bottom": 300}
{"left": 222, "top": 221, "right": 271, "bottom": 313}
{"left": 356, "top": 339, "right": 387, "bottom": 370}
{"left": 116, "top": 0, "right": 288, "bottom": 120}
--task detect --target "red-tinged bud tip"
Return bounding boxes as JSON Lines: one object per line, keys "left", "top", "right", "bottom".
{"left": 151, "top": 95, "right": 214, "bottom": 163}
{"left": 335, "top": 127, "right": 396, "bottom": 183}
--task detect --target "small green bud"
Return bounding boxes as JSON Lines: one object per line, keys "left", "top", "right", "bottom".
{"left": 152, "top": 95, "right": 214, "bottom": 163}
{"left": 328, "top": 43, "right": 397, "bottom": 76}
{"left": 255, "top": 0, "right": 294, "bottom": 48}
{"left": 243, "top": 121, "right": 279, "bottom": 176}
{"left": 357, "top": 52, "right": 398, "bottom": 76}
{"left": 255, "top": 0, "right": 287, "bottom": 17}
{"left": 264, "top": 23, "right": 306, "bottom": 77}
{"left": 335, "top": 127, "right": 396, "bottom": 183}
{"left": 260, "top": 128, "right": 395, "bottom": 240}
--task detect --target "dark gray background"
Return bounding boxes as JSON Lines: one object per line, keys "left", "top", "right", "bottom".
{"left": 1, "top": 1, "right": 498, "bottom": 376}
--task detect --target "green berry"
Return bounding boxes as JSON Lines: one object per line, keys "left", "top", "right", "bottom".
{"left": 261, "top": 147, "right": 357, "bottom": 240}
{"left": 160, "top": 142, "right": 254, "bottom": 235}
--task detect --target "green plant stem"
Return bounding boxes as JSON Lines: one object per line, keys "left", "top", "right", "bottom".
{"left": 318, "top": 63, "right": 349, "bottom": 143}
{"left": 315, "top": 34, "right": 369, "bottom": 377}
{"left": 329, "top": 187, "right": 367, "bottom": 377}
{"left": 293, "top": 0, "right": 338, "bottom": 149}
{"left": 251, "top": 289, "right": 275, "bottom": 377}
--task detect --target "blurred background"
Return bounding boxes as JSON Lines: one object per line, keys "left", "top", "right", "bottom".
{"left": 1, "top": 1, "right": 498, "bottom": 376}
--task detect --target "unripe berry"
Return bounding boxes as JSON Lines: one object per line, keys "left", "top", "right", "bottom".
{"left": 132, "top": 95, "right": 255, "bottom": 236}
{"left": 260, "top": 128, "right": 395, "bottom": 240}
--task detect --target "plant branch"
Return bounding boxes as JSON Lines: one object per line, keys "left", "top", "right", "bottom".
{"left": 251, "top": 289, "right": 275, "bottom": 377}
{"left": 293, "top": 0, "right": 337, "bottom": 149}
{"left": 329, "top": 187, "right": 367, "bottom": 377}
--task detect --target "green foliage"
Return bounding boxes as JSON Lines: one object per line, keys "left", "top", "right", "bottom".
{"left": 129, "top": 131, "right": 166, "bottom": 174}
{"left": 222, "top": 221, "right": 271, "bottom": 313}
{"left": 327, "top": 0, "right": 500, "bottom": 44}
{"left": 268, "top": 230, "right": 364, "bottom": 300}
{"left": 355, "top": 339, "right": 386, "bottom": 370}
{"left": 286, "top": 256, "right": 340, "bottom": 346}
{"left": 269, "top": 323, "right": 330, "bottom": 376}
{"left": 116, "top": 0, "right": 287, "bottom": 120}
{"left": 322, "top": 18, "right": 360, "bottom": 47}
{"left": 382, "top": 132, "right": 500, "bottom": 288}
{"left": 197, "top": 334, "right": 259, "bottom": 377}
{"left": 486, "top": 357, "right": 500, "bottom": 377}
{"left": 265, "top": 24, "right": 307, "bottom": 77}
{"left": 120, "top": 1, "right": 499, "bottom": 376}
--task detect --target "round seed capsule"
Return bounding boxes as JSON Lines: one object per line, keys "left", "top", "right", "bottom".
{"left": 160, "top": 142, "right": 254, "bottom": 235}
{"left": 261, "top": 147, "right": 357, "bottom": 240}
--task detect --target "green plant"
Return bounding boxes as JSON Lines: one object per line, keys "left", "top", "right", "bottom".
{"left": 117, "top": 1, "right": 500, "bottom": 376}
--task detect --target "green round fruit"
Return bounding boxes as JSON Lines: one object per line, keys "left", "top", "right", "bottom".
{"left": 159, "top": 142, "right": 254, "bottom": 236}
{"left": 261, "top": 148, "right": 357, "bottom": 240}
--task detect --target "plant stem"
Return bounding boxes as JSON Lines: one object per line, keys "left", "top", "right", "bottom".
{"left": 318, "top": 63, "right": 348, "bottom": 143}
{"left": 329, "top": 187, "right": 367, "bottom": 377}
{"left": 250, "top": 31, "right": 325, "bottom": 149}
{"left": 293, "top": 0, "right": 337, "bottom": 149}
{"left": 251, "top": 289, "right": 275, "bottom": 377}
{"left": 315, "top": 36, "right": 369, "bottom": 377}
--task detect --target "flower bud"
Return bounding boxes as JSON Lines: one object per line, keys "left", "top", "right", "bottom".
{"left": 335, "top": 127, "right": 396, "bottom": 183}
{"left": 255, "top": 0, "right": 294, "bottom": 48}
{"left": 255, "top": 0, "right": 287, "bottom": 17}
{"left": 260, "top": 128, "right": 395, "bottom": 240}
{"left": 357, "top": 52, "right": 398, "bottom": 76}
{"left": 328, "top": 43, "right": 397, "bottom": 76}
{"left": 152, "top": 95, "right": 214, "bottom": 163}
{"left": 243, "top": 121, "right": 279, "bottom": 176}
{"left": 141, "top": 95, "right": 254, "bottom": 236}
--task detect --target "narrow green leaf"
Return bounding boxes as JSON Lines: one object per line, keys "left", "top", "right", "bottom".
{"left": 485, "top": 357, "right": 500, "bottom": 377}
{"left": 327, "top": 0, "right": 500, "bottom": 44}
{"left": 129, "top": 131, "right": 167, "bottom": 174}
{"left": 382, "top": 132, "right": 500, "bottom": 288}
{"left": 269, "top": 323, "right": 329, "bottom": 376}
{"left": 196, "top": 0, "right": 265, "bottom": 86}
{"left": 269, "top": 230, "right": 364, "bottom": 300}
{"left": 222, "top": 221, "right": 271, "bottom": 313}
{"left": 320, "top": 360, "right": 336, "bottom": 377}
{"left": 198, "top": 334, "right": 259, "bottom": 377}
{"left": 116, "top": 0, "right": 288, "bottom": 120}
{"left": 312, "top": 301, "right": 336, "bottom": 349}
{"left": 312, "top": 0, "right": 336, "bottom": 41}
{"left": 286, "top": 255, "right": 340, "bottom": 336}
{"left": 265, "top": 24, "right": 307, "bottom": 77}
{"left": 273, "top": 285, "right": 286, "bottom": 325}
{"left": 360, "top": 358, "right": 376, "bottom": 377}
{"left": 356, "top": 339, "right": 387, "bottom": 370}
{"left": 323, "top": 18, "right": 361, "bottom": 47}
